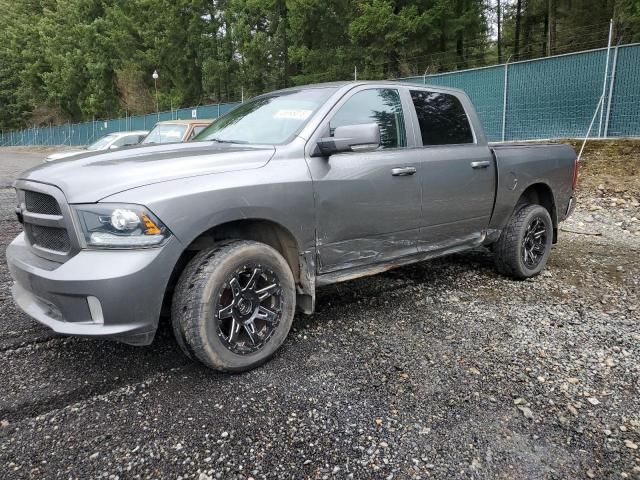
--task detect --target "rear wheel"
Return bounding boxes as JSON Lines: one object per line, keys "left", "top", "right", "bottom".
{"left": 494, "top": 204, "right": 553, "bottom": 279}
{"left": 172, "top": 240, "right": 296, "bottom": 372}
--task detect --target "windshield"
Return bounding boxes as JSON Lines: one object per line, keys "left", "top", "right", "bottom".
{"left": 87, "top": 134, "right": 118, "bottom": 150}
{"left": 142, "top": 124, "right": 188, "bottom": 144}
{"left": 195, "top": 87, "right": 337, "bottom": 144}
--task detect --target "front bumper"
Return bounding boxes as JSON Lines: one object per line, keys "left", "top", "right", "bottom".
{"left": 6, "top": 233, "right": 182, "bottom": 345}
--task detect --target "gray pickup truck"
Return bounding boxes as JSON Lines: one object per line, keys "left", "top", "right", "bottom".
{"left": 7, "top": 81, "right": 577, "bottom": 372}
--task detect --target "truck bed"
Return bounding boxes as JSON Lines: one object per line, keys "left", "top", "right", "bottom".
{"left": 487, "top": 142, "right": 577, "bottom": 234}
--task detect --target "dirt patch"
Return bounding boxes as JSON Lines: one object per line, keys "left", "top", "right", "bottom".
{"left": 565, "top": 139, "right": 640, "bottom": 196}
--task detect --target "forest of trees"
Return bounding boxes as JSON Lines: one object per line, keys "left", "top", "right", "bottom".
{"left": 0, "top": 0, "right": 638, "bottom": 130}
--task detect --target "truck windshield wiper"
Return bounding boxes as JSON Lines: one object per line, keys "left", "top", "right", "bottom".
{"left": 209, "top": 137, "right": 249, "bottom": 144}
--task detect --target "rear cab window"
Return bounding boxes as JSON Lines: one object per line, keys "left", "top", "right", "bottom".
{"left": 409, "top": 90, "right": 474, "bottom": 146}
{"left": 189, "top": 125, "right": 208, "bottom": 141}
{"left": 193, "top": 125, "right": 208, "bottom": 136}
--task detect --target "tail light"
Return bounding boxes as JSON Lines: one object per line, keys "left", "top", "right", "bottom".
{"left": 572, "top": 156, "right": 579, "bottom": 190}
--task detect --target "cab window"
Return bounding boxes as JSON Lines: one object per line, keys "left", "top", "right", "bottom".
{"left": 142, "top": 124, "right": 188, "bottom": 144}
{"left": 410, "top": 90, "right": 474, "bottom": 146}
{"left": 113, "top": 135, "right": 141, "bottom": 147}
{"left": 330, "top": 89, "right": 406, "bottom": 149}
{"left": 193, "top": 125, "right": 207, "bottom": 136}
{"left": 189, "top": 125, "right": 208, "bottom": 140}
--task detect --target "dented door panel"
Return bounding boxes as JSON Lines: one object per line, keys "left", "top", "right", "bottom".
{"left": 307, "top": 148, "right": 422, "bottom": 273}
{"left": 417, "top": 144, "right": 495, "bottom": 250}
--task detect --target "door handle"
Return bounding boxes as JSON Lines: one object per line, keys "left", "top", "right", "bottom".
{"left": 471, "top": 161, "right": 491, "bottom": 169}
{"left": 391, "top": 167, "right": 417, "bottom": 176}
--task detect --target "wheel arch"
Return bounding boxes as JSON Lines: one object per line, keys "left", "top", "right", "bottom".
{"left": 162, "top": 218, "right": 315, "bottom": 321}
{"left": 187, "top": 219, "right": 300, "bottom": 276}
{"left": 516, "top": 182, "right": 558, "bottom": 243}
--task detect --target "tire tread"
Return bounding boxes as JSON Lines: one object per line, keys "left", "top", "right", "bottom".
{"left": 172, "top": 240, "right": 291, "bottom": 372}
{"left": 494, "top": 204, "right": 552, "bottom": 280}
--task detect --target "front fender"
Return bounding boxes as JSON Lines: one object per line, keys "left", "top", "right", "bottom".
{"left": 102, "top": 156, "right": 317, "bottom": 258}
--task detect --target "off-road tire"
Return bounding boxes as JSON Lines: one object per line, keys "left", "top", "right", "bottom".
{"left": 494, "top": 204, "right": 553, "bottom": 280}
{"left": 172, "top": 240, "right": 296, "bottom": 372}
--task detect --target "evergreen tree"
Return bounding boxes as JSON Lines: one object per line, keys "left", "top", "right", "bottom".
{"left": 0, "top": 0, "right": 637, "bottom": 130}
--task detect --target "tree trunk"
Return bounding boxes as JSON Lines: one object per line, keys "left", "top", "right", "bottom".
{"left": 514, "top": 0, "right": 522, "bottom": 59}
{"left": 543, "top": 6, "right": 549, "bottom": 56}
{"left": 279, "top": 0, "right": 289, "bottom": 88}
{"left": 456, "top": 0, "right": 465, "bottom": 68}
{"left": 438, "top": 13, "right": 447, "bottom": 71}
{"left": 548, "top": 0, "right": 556, "bottom": 56}
{"left": 497, "top": 0, "right": 502, "bottom": 63}
{"left": 522, "top": 0, "right": 533, "bottom": 58}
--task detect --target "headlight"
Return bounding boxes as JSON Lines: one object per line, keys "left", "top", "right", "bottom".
{"left": 73, "top": 204, "right": 171, "bottom": 249}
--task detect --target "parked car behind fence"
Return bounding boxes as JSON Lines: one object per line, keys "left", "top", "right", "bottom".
{"left": 45, "top": 131, "right": 149, "bottom": 162}
{"left": 141, "top": 120, "right": 213, "bottom": 145}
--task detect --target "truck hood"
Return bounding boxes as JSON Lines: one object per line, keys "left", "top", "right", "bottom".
{"left": 46, "top": 149, "right": 87, "bottom": 161}
{"left": 18, "top": 141, "right": 275, "bottom": 203}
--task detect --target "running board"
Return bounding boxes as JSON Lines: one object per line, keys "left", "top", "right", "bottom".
{"left": 316, "top": 237, "right": 485, "bottom": 287}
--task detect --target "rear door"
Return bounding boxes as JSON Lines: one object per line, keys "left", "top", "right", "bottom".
{"left": 305, "top": 86, "right": 422, "bottom": 273}
{"left": 407, "top": 89, "right": 495, "bottom": 251}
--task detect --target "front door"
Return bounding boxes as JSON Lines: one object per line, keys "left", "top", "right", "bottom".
{"left": 305, "top": 87, "right": 422, "bottom": 274}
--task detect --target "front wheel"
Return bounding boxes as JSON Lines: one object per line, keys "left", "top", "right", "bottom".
{"left": 494, "top": 204, "right": 553, "bottom": 280}
{"left": 172, "top": 240, "right": 296, "bottom": 372}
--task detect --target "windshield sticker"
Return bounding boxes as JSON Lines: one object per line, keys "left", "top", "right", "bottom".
{"left": 273, "top": 109, "right": 313, "bottom": 120}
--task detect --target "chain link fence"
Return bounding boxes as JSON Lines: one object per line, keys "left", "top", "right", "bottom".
{"left": 0, "top": 103, "right": 241, "bottom": 147}
{"left": 1, "top": 43, "right": 639, "bottom": 146}
{"left": 399, "top": 43, "right": 640, "bottom": 142}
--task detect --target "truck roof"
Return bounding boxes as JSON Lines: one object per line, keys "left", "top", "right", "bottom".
{"left": 270, "top": 80, "right": 466, "bottom": 96}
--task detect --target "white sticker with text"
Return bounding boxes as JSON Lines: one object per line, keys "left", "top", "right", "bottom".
{"left": 273, "top": 109, "right": 313, "bottom": 120}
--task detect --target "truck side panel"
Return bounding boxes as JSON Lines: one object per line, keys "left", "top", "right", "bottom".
{"left": 488, "top": 143, "right": 576, "bottom": 234}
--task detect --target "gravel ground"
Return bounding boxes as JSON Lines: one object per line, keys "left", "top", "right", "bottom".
{"left": 0, "top": 144, "right": 638, "bottom": 479}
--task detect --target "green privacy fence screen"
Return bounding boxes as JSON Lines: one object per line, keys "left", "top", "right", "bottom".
{"left": 0, "top": 102, "right": 241, "bottom": 147}
{"left": 399, "top": 43, "right": 640, "bottom": 142}
{"left": 1, "top": 43, "right": 639, "bottom": 146}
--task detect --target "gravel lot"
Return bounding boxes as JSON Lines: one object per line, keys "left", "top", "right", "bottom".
{"left": 0, "top": 143, "right": 638, "bottom": 479}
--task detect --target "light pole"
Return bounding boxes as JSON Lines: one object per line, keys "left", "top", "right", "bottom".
{"left": 152, "top": 70, "right": 159, "bottom": 121}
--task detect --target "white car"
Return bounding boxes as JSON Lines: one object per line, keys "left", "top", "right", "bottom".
{"left": 45, "top": 131, "right": 149, "bottom": 162}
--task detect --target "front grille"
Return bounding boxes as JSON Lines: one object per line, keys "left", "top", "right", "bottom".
{"left": 25, "top": 190, "right": 61, "bottom": 215}
{"left": 27, "top": 224, "right": 71, "bottom": 252}
{"left": 18, "top": 185, "right": 75, "bottom": 260}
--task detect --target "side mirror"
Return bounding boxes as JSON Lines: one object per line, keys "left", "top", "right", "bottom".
{"left": 109, "top": 144, "right": 120, "bottom": 150}
{"left": 316, "top": 123, "right": 380, "bottom": 156}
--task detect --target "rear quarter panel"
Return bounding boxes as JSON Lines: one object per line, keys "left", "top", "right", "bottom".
{"left": 489, "top": 143, "right": 576, "bottom": 232}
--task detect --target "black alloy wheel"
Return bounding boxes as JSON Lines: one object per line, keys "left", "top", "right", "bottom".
{"left": 172, "top": 240, "right": 296, "bottom": 372}
{"left": 522, "top": 217, "right": 548, "bottom": 269}
{"left": 215, "top": 264, "right": 283, "bottom": 355}
{"left": 494, "top": 203, "right": 554, "bottom": 279}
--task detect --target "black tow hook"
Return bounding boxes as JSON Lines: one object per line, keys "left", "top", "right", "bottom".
{"left": 15, "top": 207, "right": 24, "bottom": 224}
